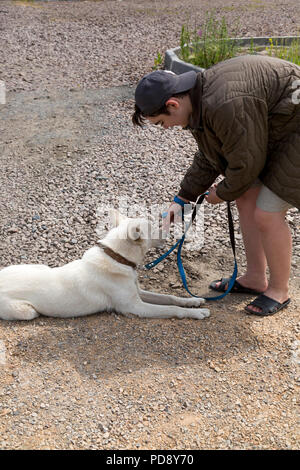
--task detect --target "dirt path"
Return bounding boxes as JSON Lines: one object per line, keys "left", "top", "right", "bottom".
{"left": 0, "top": 0, "right": 299, "bottom": 450}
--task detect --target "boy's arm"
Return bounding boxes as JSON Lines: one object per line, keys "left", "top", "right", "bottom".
{"left": 178, "top": 150, "right": 219, "bottom": 202}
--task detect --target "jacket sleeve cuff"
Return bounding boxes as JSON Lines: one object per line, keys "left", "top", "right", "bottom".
{"left": 216, "top": 181, "right": 253, "bottom": 202}
{"left": 215, "top": 186, "right": 232, "bottom": 202}
{"left": 178, "top": 188, "right": 198, "bottom": 202}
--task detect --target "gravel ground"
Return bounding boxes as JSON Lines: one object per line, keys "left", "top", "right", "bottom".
{"left": 0, "top": 0, "right": 299, "bottom": 450}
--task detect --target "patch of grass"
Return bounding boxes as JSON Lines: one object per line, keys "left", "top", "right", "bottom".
{"left": 13, "top": 0, "right": 35, "bottom": 4}
{"left": 180, "top": 10, "right": 240, "bottom": 69}
{"left": 264, "top": 37, "right": 300, "bottom": 66}
{"left": 180, "top": 10, "right": 300, "bottom": 68}
{"left": 13, "top": 0, "right": 44, "bottom": 7}
{"left": 153, "top": 52, "right": 163, "bottom": 70}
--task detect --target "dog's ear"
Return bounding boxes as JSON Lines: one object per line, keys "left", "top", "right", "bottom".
{"left": 127, "top": 221, "right": 141, "bottom": 241}
{"left": 110, "top": 209, "right": 126, "bottom": 227}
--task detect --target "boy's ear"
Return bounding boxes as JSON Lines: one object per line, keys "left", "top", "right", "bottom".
{"left": 165, "top": 98, "right": 180, "bottom": 108}
{"left": 110, "top": 209, "right": 126, "bottom": 228}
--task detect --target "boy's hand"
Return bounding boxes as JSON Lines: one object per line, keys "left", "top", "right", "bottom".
{"left": 162, "top": 202, "right": 182, "bottom": 236}
{"left": 162, "top": 196, "right": 189, "bottom": 236}
{"left": 205, "top": 185, "right": 223, "bottom": 205}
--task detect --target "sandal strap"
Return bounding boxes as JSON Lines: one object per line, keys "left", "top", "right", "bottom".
{"left": 220, "top": 277, "right": 230, "bottom": 287}
{"left": 249, "top": 294, "right": 279, "bottom": 309}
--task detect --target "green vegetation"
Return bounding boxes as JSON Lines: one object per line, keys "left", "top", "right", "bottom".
{"left": 180, "top": 10, "right": 240, "bottom": 68}
{"left": 264, "top": 38, "right": 300, "bottom": 66}
{"left": 180, "top": 10, "right": 300, "bottom": 68}
{"left": 153, "top": 51, "right": 163, "bottom": 70}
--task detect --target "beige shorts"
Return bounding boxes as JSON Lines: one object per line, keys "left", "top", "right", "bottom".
{"left": 252, "top": 179, "right": 293, "bottom": 213}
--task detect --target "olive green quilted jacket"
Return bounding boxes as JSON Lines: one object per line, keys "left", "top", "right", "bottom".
{"left": 178, "top": 54, "right": 300, "bottom": 209}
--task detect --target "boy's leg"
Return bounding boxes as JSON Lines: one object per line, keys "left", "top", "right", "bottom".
{"left": 214, "top": 186, "right": 268, "bottom": 292}
{"left": 246, "top": 206, "right": 292, "bottom": 313}
{"left": 235, "top": 186, "right": 268, "bottom": 292}
{"left": 213, "top": 183, "right": 293, "bottom": 313}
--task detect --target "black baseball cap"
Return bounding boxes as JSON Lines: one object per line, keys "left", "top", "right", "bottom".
{"left": 135, "top": 70, "right": 197, "bottom": 115}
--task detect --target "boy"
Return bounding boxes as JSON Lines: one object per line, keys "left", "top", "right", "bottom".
{"left": 132, "top": 55, "right": 300, "bottom": 316}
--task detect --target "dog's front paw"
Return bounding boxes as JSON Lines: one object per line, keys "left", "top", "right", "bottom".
{"left": 191, "top": 308, "right": 210, "bottom": 320}
{"left": 183, "top": 297, "right": 206, "bottom": 307}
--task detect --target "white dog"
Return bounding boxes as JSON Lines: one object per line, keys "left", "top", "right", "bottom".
{"left": 0, "top": 211, "right": 210, "bottom": 321}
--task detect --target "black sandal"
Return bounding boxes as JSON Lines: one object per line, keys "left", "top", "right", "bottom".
{"left": 209, "top": 277, "right": 263, "bottom": 295}
{"left": 245, "top": 294, "right": 291, "bottom": 316}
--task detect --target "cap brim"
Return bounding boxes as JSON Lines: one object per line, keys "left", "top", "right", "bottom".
{"left": 173, "top": 70, "right": 197, "bottom": 94}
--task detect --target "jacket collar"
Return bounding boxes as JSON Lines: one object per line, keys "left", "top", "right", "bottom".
{"left": 185, "top": 71, "right": 204, "bottom": 131}
{"left": 98, "top": 241, "right": 137, "bottom": 269}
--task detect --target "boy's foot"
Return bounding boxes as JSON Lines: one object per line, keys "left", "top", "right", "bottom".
{"left": 209, "top": 276, "right": 266, "bottom": 295}
{"left": 245, "top": 294, "right": 291, "bottom": 316}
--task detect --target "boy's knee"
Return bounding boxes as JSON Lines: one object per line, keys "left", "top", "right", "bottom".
{"left": 254, "top": 208, "right": 269, "bottom": 231}
{"left": 254, "top": 207, "right": 285, "bottom": 232}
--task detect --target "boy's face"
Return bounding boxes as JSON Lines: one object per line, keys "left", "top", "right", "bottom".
{"left": 146, "top": 96, "right": 192, "bottom": 130}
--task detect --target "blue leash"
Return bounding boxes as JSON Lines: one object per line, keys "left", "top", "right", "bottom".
{"left": 145, "top": 194, "right": 238, "bottom": 301}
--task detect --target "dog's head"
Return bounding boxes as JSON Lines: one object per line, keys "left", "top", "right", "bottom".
{"left": 109, "top": 209, "right": 165, "bottom": 251}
